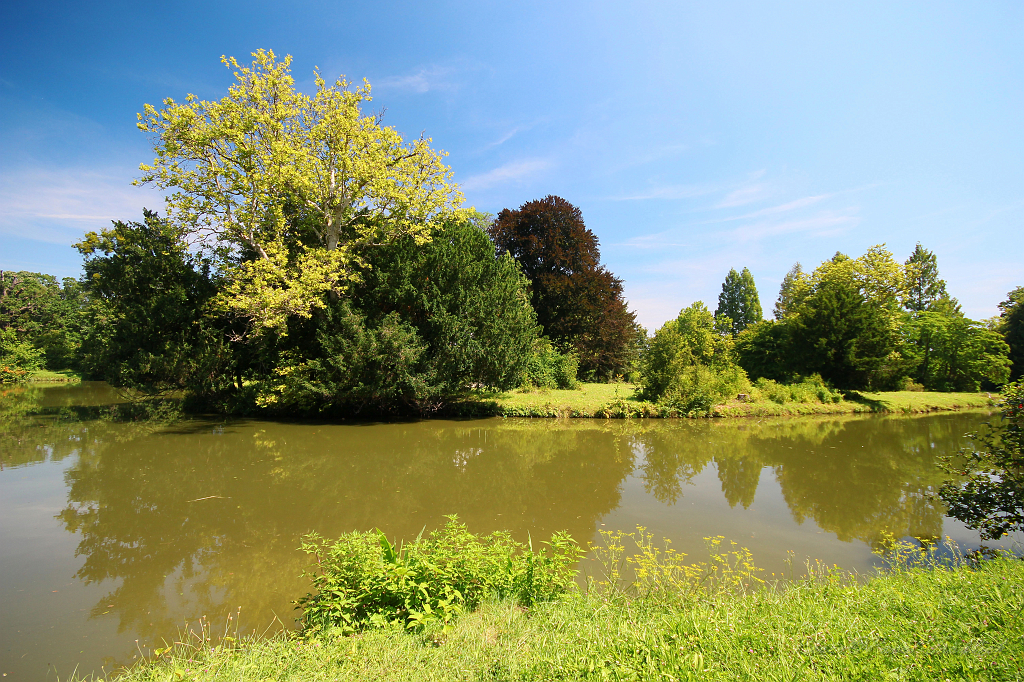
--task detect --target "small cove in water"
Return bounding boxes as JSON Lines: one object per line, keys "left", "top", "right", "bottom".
{"left": 1, "top": 382, "right": 1020, "bottom": 679}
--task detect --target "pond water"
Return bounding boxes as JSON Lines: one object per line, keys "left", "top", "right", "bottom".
{"left": 1, "top": 382, "right": 1020, "bottom": 679}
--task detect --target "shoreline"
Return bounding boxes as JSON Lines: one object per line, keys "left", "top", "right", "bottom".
{"left": 482, "top": 385, "right": 998, "bottom": 419}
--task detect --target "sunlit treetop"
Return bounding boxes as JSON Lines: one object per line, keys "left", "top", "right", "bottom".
{"left": 135, "top": 49, "right": 464, "bottom": 330}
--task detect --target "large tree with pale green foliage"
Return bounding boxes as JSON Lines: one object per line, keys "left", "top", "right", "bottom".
{"left": 715, "top": 267, "right": 762, "bottom": 335}
{"left": 135, "top": 50, "right": 463, "bottom": 332}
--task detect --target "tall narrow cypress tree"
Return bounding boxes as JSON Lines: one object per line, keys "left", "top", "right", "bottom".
{"left": 715, "top": 267, "right": 763, "bottom": 335}
{"left": 774, "top": 262, "right": 804, "bottom": 320}
{"left": 904, "top": 243, "right": 948, "bottom": 312}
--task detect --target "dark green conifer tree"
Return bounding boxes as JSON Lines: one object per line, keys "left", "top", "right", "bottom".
{"left": 773, "top": 263, "right": 804, "bottom": 320}
{"left": 904, "top": 243, "right": 948, "bottom": 312}
{"left": 715, "top": 267, "right": 762, "bottom": 335}
{"left": 999, "top": 286, "right": 1024, "bottom": 381}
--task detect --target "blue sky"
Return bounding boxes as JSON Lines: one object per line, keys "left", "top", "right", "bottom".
{"left": 2, "top": 0, "right": 1021, "bottom": 330}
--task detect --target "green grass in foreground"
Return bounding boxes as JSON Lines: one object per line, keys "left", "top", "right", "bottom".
{"left": 106, "top": 557, "right": 1023, "bottom": 681}
{"left": 487, "top": 383, "right": 996, "bottom": 418}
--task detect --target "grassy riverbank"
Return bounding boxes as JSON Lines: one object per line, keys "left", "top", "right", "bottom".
{"left": 27, "top": 369, "right": 81, "bottom": 383}
{"left": 107, "top": 556, "right": 1023, "bottom": 681}
{"left": 486, "top": 383, "right": 997, "bottom": 418}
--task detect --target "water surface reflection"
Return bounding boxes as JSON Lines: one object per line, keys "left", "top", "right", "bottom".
{"left": 0, "top": 382, "right": 1017, "bottom": 679}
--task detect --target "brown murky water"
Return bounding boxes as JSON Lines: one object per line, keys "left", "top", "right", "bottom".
{"left": 1, "top": 382, "right": 1019, "bottom": 679}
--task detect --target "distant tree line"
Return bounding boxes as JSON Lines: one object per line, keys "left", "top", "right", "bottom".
{"left": 635, "top": 244, "right": 1020, "bottom": 413}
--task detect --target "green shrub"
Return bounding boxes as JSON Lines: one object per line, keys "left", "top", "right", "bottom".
{"left": 296, "top": 517, "right": 583, "bottom": 635}
{"left": 0, "top": 328, "right": 44, "bottom": 383}
{"left": 751, "top": 375, "right": 842, "bottom": 405}
{"left": 658, "top": 363, "right": 750, "bottom": 415}
{"left": 522, "top": 338, "right": 579, "bottom": 390}
{"left": 636, "top": 302, "right": 750, "bottom": 413}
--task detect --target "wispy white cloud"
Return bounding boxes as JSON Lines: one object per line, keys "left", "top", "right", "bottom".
{"left": 708, "top": 193, "right": 834, "bottom": 223}
{"left": 609, "top": 182, "right": 720, "bottom": 201}
{"left": 602, "top": 142, "right": 692, "bottom": 175}
{"left": 731, "top": 210, "right": 860, "bottom": 242}
{"left": 461, "top": 158, "right": 553, "bottom": 191}
{"left": 478, "top": 126, "right": 525, "bottom": 152}
{"left": 715, "top": 184, "right": 768, "bottom": 208}
{"left": 374, "top": 64, "right": 465, "bottom": 94}
{"left": 0, "top": 168, "right": 165, "bottom": 244}
{"left": 710, "top": 169, "right": 771, "bottom": 208}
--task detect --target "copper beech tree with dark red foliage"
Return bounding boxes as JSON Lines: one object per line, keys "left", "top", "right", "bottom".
{"left": 489, "top": 196, "right": 638, "bottom": 380}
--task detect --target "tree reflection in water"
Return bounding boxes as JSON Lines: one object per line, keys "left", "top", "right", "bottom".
{"left": 632, "top": 415, "right": 967, "bottom": 547}
{"left": 0, "top": 384, "right": 987, "bottom": 662}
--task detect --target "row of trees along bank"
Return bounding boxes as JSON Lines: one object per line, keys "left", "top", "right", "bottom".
{"left": 636, "top": 243, "right": 1021, "bottom": 414}
{"left": 0, "top": 51, "right": 640, "bottom": 412}
{"left": 2, "top": 50, "right": 1022, "bottom": 414}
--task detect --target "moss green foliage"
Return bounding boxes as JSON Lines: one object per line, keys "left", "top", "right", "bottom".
{"left": 998, "top": 286, "right": 1024, "bottom": 381}
{"left": 786, "top": 250, "right": 906, "bottom": 390}
{"left": 76, "top": 210, "right": 229, "bottom": 394}
{"left": 939, "top": 381, "right": 1024, "bottom": 539}
{"left": 244, "top": 217, "right": 539, "bottom": 415}
{"left": 0, "top": 270, "right": 85, "bottom": 376}
{"left": 773, "top": 262, "right": 804, "bottom": 320}
{"left": 296, "top": 517, "right": 583, "bottom": 634}
{"left": 905, "top": 310, "right": 1011, "bottom": 391}
{"left": 638, "top": 302, "right": 750, "bottom": 414}
{"left": 739, "top": 245, "right": 1013, "bottom": 393}
{"left": 489, "top": 195, "right": 638, "bottom": 380}
{"left": 715, "top": 267, "right": 762, "bottom": 335}
{"left": 522, "top": 337, "right": 579, "bottom": 389}
{"left": 106, "top": 536, "right": 1024, "bottom": 682}
{"left": 0, "top": 327, "right": 44, "bottom": 383}
{"left": 749, "top": 375, "right": 842, "bottom": 405}
{"left": 903, "top": 242, "right": 949, "bottom": 312}
{"left": 732, "top": 320, "right": 790, "bottom": 383}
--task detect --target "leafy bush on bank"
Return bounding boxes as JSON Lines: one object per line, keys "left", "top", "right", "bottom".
{"left": 296, "top": 517, "right": 582, "bottom": 634}
{"left": 749, "top": 375, "right": 843, "bottom": 405}
{"left": 0, "top": 328, "right": 44, "bottom": 383}
{"left": 521, "top": 338, "right": 579, "bottom": 390}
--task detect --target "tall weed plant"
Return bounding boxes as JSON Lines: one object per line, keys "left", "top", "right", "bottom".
{"left": 588, "top": 527, "right": 764, "bottom": 604}
{"left": 296, "top": 516, "right": 582, "bottom": 635}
